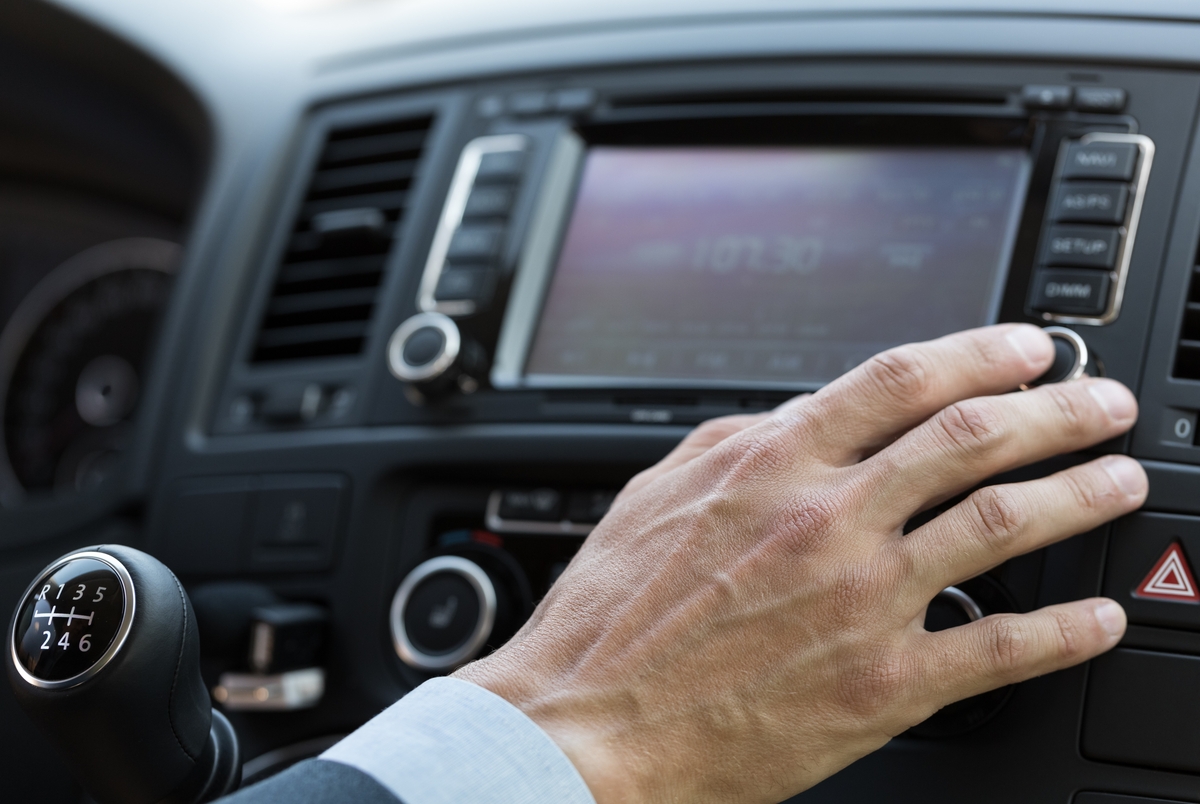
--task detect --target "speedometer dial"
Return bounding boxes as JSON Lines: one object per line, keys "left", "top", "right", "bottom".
{"left": 0, "top": 238, "right": 178, "bottom": 502}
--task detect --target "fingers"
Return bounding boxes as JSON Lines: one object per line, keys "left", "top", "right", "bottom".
{"left": 915, "top": 598, "right": 1125, "bottom": 707}
{"left": 616, "top": 412, "right": 774, "bottom": 502}
{"left": 791, "top": 325, "right": 1055, "bottom": 465}
{"left": 860, "top": 377, "right": 1138, "bottom": 522}
{"left": 895, "top": 456, "right": 1147, "bottom": 592}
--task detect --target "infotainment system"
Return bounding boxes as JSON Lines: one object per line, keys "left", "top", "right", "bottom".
{"left": 388, "top": 102, "right": 1151, "bottom": 413}
{"left": 519, "top": 145, "right": 1029, "bottom": 388}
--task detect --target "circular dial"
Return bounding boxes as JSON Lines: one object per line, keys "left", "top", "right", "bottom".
{"left": 0, "top": 238, "right": 177, "bottom": 498}
{"left": 391, "top": 555, "right": 496, "bottom": 671}
{"left": 11, "top": 553, "right": 132, "bottom": 687}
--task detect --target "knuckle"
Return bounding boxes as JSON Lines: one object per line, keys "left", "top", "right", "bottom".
{"left": 985, "top": 615, "right": 1033, "bottom": 673}
{"left": 936, "top": 400, "right": 1005, "bottom": 454}
{"left": 1049, "top": 608, "right": 1086, "bottom": 661}
{"left": 775, "top": 493, "right": 843, "bottom": 557}
{"left": 709, "top": 424, "right": 791, "bottom": 483}
{"left": 968, "top": 486, "right": 1026, "bottom": 552}
{"left": 1044, "top": 384, "right": 1091, "bottom": 435}
{"left": 1062, "top": 469, "right": 1105, "bottom": 514}
{"left": 862, "top": 346, "right": 934, "bottom": 403}
{"left": 838, "top": 648, "right": 912, "bottom": 717}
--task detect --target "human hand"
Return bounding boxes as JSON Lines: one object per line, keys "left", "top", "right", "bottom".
{"left": 454, "top": 324, "right": 1146, "bottom": 804}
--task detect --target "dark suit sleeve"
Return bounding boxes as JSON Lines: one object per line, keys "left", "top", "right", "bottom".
{"left": 219, "top": 758, "right": 402, "bottom": 804}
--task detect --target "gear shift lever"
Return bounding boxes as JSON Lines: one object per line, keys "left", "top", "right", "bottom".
{"left": 6, "top": 545, "right": 240, "bottom": 804}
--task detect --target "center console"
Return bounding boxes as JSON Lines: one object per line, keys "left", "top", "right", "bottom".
{"left": 145, "top": 58, "right": 1200, "bottom": 804}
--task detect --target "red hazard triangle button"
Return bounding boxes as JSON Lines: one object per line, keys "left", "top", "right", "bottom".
{"left": 1134, "top": 542, "right": 1200, "bottom": 603}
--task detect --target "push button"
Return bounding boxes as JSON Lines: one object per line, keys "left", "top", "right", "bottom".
{"left": 1021, "top": 85, "right": 1072, "bottom": 109}
{"left": 1040, "top": 225, "right": 1120, "bottom": 269}
{"left": 1104, "top": 513, "right": 1200, "bottom": 631}
{"left": 446, "top": 225, "right": 504, "bottom": 262}
{"left": 1083, "top": 648, "right": 1200, "bottom": 775}
{"left": 1074, "top": 86, "right": 1127, "bottom": 113}
{"left": 1031, "top": 269, "right": 1110, "bottom": 316}
{"left": 497, "top": 488, "right": 562, "bottom": 521}
{"left": 434, "top": 266, "right": 496, "bottom": 306}
{"left": 462, "top": 185, "right": 516, "bottom": 219}
{"left": 1061, "top": 141, "right": 1138, "bottom": 181}
{"left": 476, "top": 150, "right": 526, "bottom": 181}
{"left": 1051, "top": 182, "right": 1128, "bottom": 224}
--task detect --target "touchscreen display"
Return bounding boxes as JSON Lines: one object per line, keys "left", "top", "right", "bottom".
{"left": 523, "top": 146, "right": 1030, "bottom": 387}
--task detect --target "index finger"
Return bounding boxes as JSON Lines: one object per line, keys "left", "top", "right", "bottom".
{"left": 790, "top": 324, "right": 1056, "bottom": 466}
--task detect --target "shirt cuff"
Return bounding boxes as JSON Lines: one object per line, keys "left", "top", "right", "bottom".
{"left": 321, "top": 676, "right": 596, "bottom": 804}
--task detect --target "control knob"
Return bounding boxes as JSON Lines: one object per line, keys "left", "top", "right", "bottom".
{"left": 914, "top": 578, "right": 1018, "bottom": 737}
{"left": 387, "top": 312, "right": 485, "bottom": 399}
{"left": 6, "top": 546, "right": 240, "bottom": 804}
{"left": 390, "top": 546, "right": 530, "bottom": 672}
{"left": 1025, "top": 325, "right": 1091, "bottom": 388}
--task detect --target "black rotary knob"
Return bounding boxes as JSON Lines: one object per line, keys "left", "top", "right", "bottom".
{"left": 6, "top": 545, "right": 239, "bottom": 804}
{"left": 387, "top": 312, "right": 462, "bottom": 386}
{"left": 924, "top": 586, "right": 984, "bottom": 632}
{"left": 914, "top": 578, "right": 1018, "bottom": 738}
{"left": 390, "top": 547, "right": 531, "bottom": 672}
{"left": 1026, "top": 326, "right": 1089, "bottom": 388}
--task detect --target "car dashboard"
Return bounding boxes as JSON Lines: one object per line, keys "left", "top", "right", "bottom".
{"left": 6, "top": 1, "right": 1200, "bottom": 802}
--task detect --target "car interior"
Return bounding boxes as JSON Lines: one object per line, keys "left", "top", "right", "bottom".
{"left": 5, "top": 1, "right": 1200, "bottom": 802}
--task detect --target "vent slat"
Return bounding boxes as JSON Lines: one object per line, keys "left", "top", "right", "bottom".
{"left": 1174, "top": 261, "right": 1200, "bottom": 380}
{"left": 266, "top": 287, "right": 379, "bottom": 317}
{"left": 257, "top": 320, "right": 371, "bottom": 350}
{"left": 309, "top": 161, "right": 417, "bottom": 196}
{"left": 301, "top": 190, "right": 409, "bottom": 220}
{"left": 276, "top": 255, "right": 385, "bottom": 288}
{"left": 252, "top": 113, "right": 433, "bottom": 363}
{"left": 322, "top": 130, "right": 427, "bottom": 165}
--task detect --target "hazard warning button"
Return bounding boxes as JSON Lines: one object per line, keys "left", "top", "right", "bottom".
{"left": 1104, "top": 513, "right": 1200, "bottom": 631}
{"left": 1134, "top": 542, "right": 1200, "bottom": 603}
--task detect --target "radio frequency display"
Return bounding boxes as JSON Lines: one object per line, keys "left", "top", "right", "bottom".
{"left": 524, "top": 145, "right": 1030, "bottom": 387}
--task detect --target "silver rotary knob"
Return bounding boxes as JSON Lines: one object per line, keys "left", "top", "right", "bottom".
{"left": 390, "top": 556, "right": 497, "bottom": 671}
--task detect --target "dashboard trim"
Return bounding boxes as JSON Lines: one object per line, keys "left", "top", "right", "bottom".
{"left": 417, "top": 134, "right": 530, "bottom": 318}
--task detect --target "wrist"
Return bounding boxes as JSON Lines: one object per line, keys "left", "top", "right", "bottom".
{"left": 453, "top": 655, "right": 645, "bottom": 804}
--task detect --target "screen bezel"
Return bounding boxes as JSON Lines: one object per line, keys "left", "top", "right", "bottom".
{"left": 492, "top": 113, "right": 1038, "bottom": 392}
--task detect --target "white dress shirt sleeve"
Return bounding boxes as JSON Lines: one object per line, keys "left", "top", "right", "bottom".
{"left": 320, "top": 676, "right": 596, "bottom": 804}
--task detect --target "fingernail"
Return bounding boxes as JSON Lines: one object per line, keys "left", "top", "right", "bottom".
{"left": 1094, "top": 600, "right": 1126, "bottom": 638}
{"left": 1006, "top": 325, "right": 1053, "bottom": 367}
{"left": 1103, "top": 456, "right": 1147, "bottom": 497}
{"left": 1088, "top": 380, "right": 1138, "bottom": 424}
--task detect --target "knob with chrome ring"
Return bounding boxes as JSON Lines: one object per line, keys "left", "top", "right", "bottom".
{"left": 390, "top": 546, "right": 531, "bottom": 672}
{"left": 1023, "top": 326, "right": 1090, "bottom": 389}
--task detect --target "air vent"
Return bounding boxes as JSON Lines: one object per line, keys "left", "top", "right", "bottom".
{"left": 252, "top": 114, "right": 434, "bottom": 362}
{"left": 1173, "top": 263, "right": 1200, "bottom": 379}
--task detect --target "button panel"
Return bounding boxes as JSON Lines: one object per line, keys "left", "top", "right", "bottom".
{"left": 417, "top": 135, "right": 530, "bottom": 317}
{"left": 486, "top": 487, "right": 617, "bottom": 535}
{"left": 1027, "top": 132, "right": 1154, "bottom": 325}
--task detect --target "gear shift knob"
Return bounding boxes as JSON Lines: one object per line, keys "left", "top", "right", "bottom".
{"left": 6, "top": 545, "right": 240, "bottom": 804}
